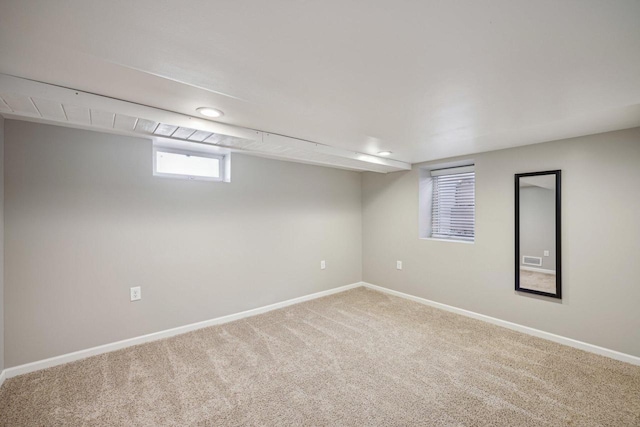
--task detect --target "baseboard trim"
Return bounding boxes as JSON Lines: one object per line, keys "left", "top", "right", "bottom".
{"left": 3, "top": 282, "right": 362, "bottom": 380}
{"left": 361, "top": 282, "right": 640, "bottom": 366}
{"left": 520, "top": 266, "right": 556, "bottom": 275}
{"left": 5, "top": 280, "right": 638, "bottom": 381}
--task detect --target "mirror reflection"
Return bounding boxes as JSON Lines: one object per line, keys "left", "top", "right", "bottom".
{"left": 516, "top": 171, "right": 561, "bottom": 298}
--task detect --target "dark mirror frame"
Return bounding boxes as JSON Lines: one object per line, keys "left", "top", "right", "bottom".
{"left": 515, "top": 170, "right": 561, "bottom": 299}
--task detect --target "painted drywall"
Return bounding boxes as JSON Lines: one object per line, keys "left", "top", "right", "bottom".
{"left": 519, "top": 186, "right": 556, "bottom": 271}
{"left": 0, "top": 115, "right": 4, "bottom": 372}
{"left": 363, "top": 127, "right": 640, "bottom": 357}
{"left": 4, "top": 120, "right": 362, "bottom": 367}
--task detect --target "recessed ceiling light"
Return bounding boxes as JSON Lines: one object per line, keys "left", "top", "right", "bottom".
{"left": 378, "top": 151, "right": 392, "bottom": 156}
{"left": 196, "top": 107, "right": 224, "bottom": 118}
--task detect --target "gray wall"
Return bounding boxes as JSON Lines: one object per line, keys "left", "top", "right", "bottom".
{"left": 4, "top": 120, "right": 362, "bottom": 367}
{"left": 4, "top": 119, "right": 640, "bottom": 367}
{"left": 519, "top": 186, "right": 556, "bottom": 271}
{"left": 363, "top": 127, "right": 640, "bottom": 357}
{"left": 0, "top": 116, "right": 4, "bottom": 372}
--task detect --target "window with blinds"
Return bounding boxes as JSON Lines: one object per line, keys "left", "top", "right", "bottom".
{"left": 430, "top": 166, "right": 475, "bottom": 242}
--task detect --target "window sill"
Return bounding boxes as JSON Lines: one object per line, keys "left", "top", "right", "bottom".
{"left": 420, "top": 237, "right": 474, "bottom": 244}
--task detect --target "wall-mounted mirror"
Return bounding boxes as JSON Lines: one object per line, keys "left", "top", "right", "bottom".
{"left": 515, "top": 170, "right": 561, "bottom": 298}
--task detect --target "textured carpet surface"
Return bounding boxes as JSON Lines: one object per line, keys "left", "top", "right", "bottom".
{"left": 1, "top": 287, "right": 639, "bottom": 426}
{"left": 520, "top": 269, "right": 557, "bottom": 293}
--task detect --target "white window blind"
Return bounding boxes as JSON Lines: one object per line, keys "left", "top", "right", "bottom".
{"left": 431, "top": 166, "right": 475, "bottom": 242}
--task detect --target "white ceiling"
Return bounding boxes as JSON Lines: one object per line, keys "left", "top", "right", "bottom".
{"left": 1, "top": 0, "right": 639, "bottom": 164}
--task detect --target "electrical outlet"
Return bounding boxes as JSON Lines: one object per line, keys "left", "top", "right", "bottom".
{"left": 544, "top": 250, "right": 550, "bottom": 257}
{"left": 130, "top": 286, "right": 141, "bottom": 302}
{"left": 320, "top": 260, "right": 326, "bottom": 270}
{"left": 397, "top": 260, "right": 403, "bottom": 270}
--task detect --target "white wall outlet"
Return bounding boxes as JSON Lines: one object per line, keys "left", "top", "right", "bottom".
{"left": 544, "top": 250, "right": 550, "bottom": 257}
{"left": 320, "top": 260, "right": 326, "bottom": 270}
{"left": 130, "top": 286, "right": 141, "bottom": 302}
{"left": 397, "top": 260, "right": 403, "bottom": 270}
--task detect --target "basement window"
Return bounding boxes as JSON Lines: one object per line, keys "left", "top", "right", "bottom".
{"left": 419, "top": 164, "right": 475, "bottom": 242}
{"left": 153, "top": 147, "right": 224, "bottom": 181}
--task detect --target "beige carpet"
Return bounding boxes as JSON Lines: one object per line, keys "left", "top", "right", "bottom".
{"left": 1, "top": 287, "right": 639, "bottom": 426}
{"left": 520, "top": 269, "right": 557, "bottom": 294}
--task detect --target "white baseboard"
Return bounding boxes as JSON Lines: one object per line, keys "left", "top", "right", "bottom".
{"left": 3, "top": 282, "right": 362, "bottom": 380}
{"left": 361, "top": 282, "right": 640, "bottom": 366}
{"left": 520, "top": 266, "right": 556, "bottom": 275}
{"left": 4, "top": 280, "right": 638, "bottom": 383}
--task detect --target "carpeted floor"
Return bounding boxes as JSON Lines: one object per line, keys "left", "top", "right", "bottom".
{"left": 520, "top": 269, "right": 557, "bottom": 293}
{"left": 1, "top": 287, "right": 639, "bottom": 426}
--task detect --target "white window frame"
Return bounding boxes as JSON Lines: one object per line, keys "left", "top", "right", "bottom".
{"left": 419, "top": 163, "right": 475, "bottom": 243}
{"left": 153, "top": 146, "right": 225, "bottom": 182}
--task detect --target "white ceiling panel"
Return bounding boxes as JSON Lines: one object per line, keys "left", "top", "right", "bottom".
{"left": 171, "top": 127, "right": 196, "bottom": 140}
{"left": 2, "top": 94, "right": 39, "bottom": 116}
{"left": 154, "top": 123, "right": 178, "bottom": 136}
{"left": 134, "top": 118, "right": 159, "bottom": 134}
{"left": 90, "top": 109, "right": 115, "bottom": 128}
{"left": 188, "top": 130, "right": 213, "bottom": 142}
{"left": 203, "top": 134, "right": 224, "bottom": 145}
{"left": 62, "top": 104, "right": 91, "bottom": 125}
{"left": 31, "top": 98, "right": 67, "bottom": 120}
{"left": 113, "top": 114, "right": 138, "bottom": 131}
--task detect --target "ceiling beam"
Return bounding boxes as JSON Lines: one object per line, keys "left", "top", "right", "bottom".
{"left": 0, "top": 74, "right": 411, "bottom": 173}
